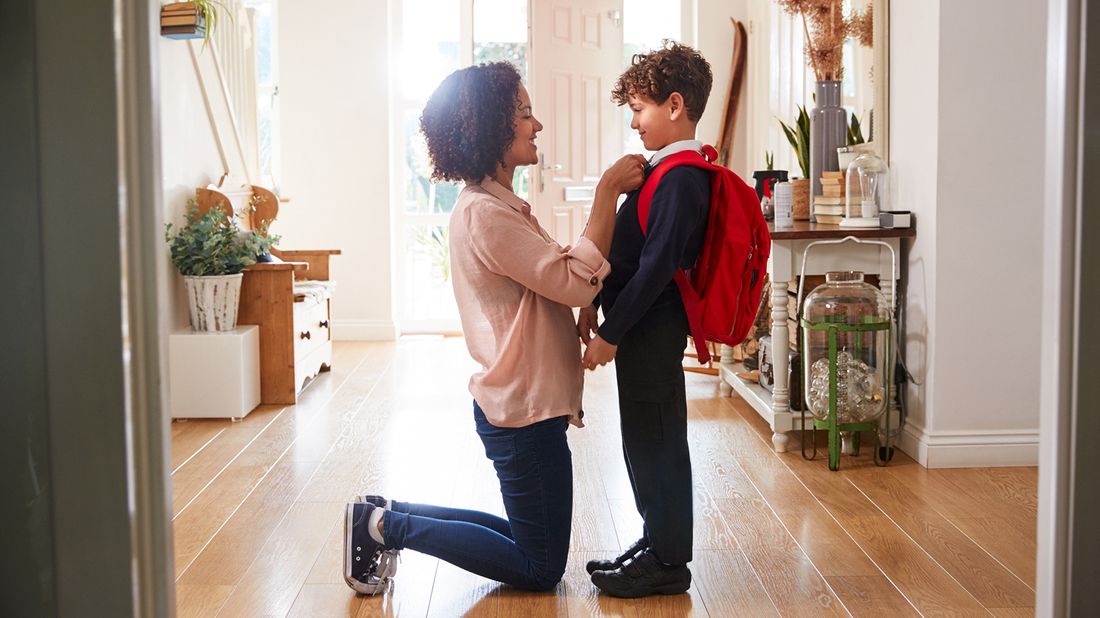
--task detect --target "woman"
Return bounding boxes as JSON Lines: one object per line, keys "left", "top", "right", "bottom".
{"left": 343, "top": 61, "right": 646, "bottom": 594}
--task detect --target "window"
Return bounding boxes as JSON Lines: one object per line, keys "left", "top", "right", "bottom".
{"left": 247, "top": 0, "right": 279, "bottom": 188}
{"left": 393, "top": 0, "right": 528, "bottom": 333}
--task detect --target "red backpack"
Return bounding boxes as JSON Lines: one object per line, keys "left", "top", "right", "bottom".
{"left": 637, "top": 144, "right": 771, "bottom": 364}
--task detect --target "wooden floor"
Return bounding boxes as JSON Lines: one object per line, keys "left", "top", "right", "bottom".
{"left": 171, "top": 339, "right": 1037, "bottom": 617}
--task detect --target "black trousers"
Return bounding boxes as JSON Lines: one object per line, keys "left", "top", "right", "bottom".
{"left": 613, "top": 304, "right": 693, "bottom": 565}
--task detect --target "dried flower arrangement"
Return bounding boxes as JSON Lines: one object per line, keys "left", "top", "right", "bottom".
{"left": 775, "top": 0, "right": 873, "bottom": 81}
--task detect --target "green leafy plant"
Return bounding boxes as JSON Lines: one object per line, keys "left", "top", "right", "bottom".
{"left": 847, "top": 113, "right": 866, "bottom": 145}
{"left": 190, "top": 0, "right": 230, "bottom": 48}
{"left": 778, "top": 105, "right": 811, "bottom": 179}
{"left": 165, "top": 201, "right": 279, "bottom": 276}
{"left": 764, "top": 150, "right": 775, "bottom": 171}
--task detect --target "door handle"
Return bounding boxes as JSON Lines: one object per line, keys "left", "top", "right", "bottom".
{"left": 539, "top": 154, "right": 562, "bottom": 192}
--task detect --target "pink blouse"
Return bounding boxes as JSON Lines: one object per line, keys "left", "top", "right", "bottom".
{"left": 449, "top": 178, "right": 611, "bottom": 428}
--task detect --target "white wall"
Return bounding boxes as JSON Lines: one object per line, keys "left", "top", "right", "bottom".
{"left": 159, "top": 40, "right": 233, "bottom": 332}
{"left": 690, "top": 0, "right": 752, "bottom": 177}
{"left": 895, "top": 0, "right": 1045, "bottom": 467}
{"left": 890, "top": 0, "right": 939, "bottom": 459}
{"left": 275, "top": 0, "right": 395, "bottom": 340}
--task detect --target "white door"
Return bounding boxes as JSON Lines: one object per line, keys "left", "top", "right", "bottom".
{"left": 529, "top": 0, "right": 625, "bottom": 246}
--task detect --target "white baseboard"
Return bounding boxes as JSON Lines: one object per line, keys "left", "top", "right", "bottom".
{"left": 898, "top": 424, "right": 1039, "bottom": 468}
{"left": 332, "top": 319, "right": 396, "bottom": 341}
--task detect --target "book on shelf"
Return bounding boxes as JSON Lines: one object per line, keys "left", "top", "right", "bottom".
{"left": 821, "top": 170, "right": 844, "bottom": 179}
{"left": 813, "top": 195, "right": 845, "bottom": 206}
{"left": 815, "top": 214, "right": 844, "bottom": 225}
{"left": 813, "top": 204, "right": 845, "bottom": 215}
{"left": 162, "top": 1, "right": 197, "bottom": 11}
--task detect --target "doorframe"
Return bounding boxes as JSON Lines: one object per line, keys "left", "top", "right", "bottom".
{"left": 120, "top": 0, "right": 177, "bottom": 615}
{"left": 1037, "top": 0, "right": 1087, "bottom": 613}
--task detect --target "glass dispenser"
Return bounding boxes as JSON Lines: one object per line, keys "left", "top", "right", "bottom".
{"left": 800, "top": 271, "right": 893, "bottom": 470}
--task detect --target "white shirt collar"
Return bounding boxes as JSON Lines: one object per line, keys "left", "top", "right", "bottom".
{"left": 648, "top": 139, "right": 703, "bottom": 166}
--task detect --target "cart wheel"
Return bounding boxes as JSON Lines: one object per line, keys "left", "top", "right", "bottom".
{"left": 878, "top": 446, "right": 895, "bottom": 462}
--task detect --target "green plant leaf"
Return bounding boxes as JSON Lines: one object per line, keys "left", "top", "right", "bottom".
{"left": 165, "top": 199, "right": 279, "bottom": 277}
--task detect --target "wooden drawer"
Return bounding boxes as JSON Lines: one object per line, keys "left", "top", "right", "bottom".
{"left": 293, "top": 299, "right": 329, "bottom": 362}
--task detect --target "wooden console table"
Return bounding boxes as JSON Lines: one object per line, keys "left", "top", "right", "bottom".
{"left": 718, "top": 221, "right": 916, "bottom": 452}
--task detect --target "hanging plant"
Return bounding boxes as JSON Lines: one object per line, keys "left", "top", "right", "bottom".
{"left": 161, "top": 1, "right": 230, "bottom": 46}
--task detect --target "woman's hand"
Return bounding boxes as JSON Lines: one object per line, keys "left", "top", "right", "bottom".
{"left": 576, "top": 305, "right": 599, "bottom": 344}
{"left": 583, "top": 335, "right": 618, "bottom": 370}
{"left": 597, "top": 154, "right": 647, "bottom": 195}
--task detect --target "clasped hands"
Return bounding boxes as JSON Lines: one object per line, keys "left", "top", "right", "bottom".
{"left": 577, "top": 305, "right": 616, "bottom": 371}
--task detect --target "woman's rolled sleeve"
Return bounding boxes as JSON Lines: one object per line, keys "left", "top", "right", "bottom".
{"left": 565, "top": 237, "right": 611, "bottom": 288}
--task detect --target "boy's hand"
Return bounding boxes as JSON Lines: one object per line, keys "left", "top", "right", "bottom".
{"left": 583, "top": 335, "right": 618, "bottom": 370}
{"left": 598, "top": 154, "right": 647, "bottom": 195}
{"left": 576, "top": 305, "right": 599, "bottom": 344}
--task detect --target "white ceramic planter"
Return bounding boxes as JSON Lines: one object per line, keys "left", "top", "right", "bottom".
{"left": 184, "top": 274, "right": 243, "bottom": 332}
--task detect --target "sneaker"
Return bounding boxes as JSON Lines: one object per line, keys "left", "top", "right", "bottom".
{"left": 585, "top": 537, "right": 648, "bottom": 574}
{"left": 354, "top": 494, "right": 388, "bottom": 508}
{"left": 343, "top": 502, "right": 393, "bottom": 595}
{"left": 590, "top": 549, "right": 691, "bottom": 598}
{"left": 353, "top": 494, "right": 401, "bottom": 584}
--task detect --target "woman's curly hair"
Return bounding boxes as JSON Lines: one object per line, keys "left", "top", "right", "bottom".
{"left": 611, "top": 41, "right": 713, "bottom": 122}
{"left": 420, "top": 62, "right": 523, "bottom": 184}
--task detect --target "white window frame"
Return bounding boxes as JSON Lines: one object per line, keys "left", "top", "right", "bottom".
{"left": 389, "top": 0, "right": 476, "bottom": 335}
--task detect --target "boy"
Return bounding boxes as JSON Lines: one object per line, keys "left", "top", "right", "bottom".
{"left": 578, "top": 41, "right": 713, "bottom": 598}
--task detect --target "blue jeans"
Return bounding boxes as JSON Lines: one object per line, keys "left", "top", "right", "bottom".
{"left": 382, "top": 401, "right": 573, "bottom": 591}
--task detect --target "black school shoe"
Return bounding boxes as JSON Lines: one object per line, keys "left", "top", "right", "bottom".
{"left": 343, "top": 502, "right": 396, "bottom": 595}
{"left": 585, "top": 537, "right": 648, "bottom": 574}
{"left": 590, "top": 549, "right": 692, "bottom": 598}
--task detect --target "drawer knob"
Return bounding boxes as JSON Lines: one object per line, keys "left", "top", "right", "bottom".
{"left": 299, "top": 331, "right": 311, "bottom": 340}
{"left": 319, "top": 320, "right": 329, "bottom": 329}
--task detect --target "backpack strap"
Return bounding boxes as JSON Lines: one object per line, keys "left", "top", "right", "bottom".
{"left": 636, "top": 145, "right": 719, "bottom": 364}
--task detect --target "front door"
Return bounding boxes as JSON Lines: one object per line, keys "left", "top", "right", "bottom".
{"left": 529, "top": 0, "right": 625, "bottom": 246}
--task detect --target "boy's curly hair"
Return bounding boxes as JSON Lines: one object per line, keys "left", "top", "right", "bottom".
{"left": 611, "top": 41, "right": 713, "bottom": 123}
{"left": 420, "top": 62, "right": 523, "bottom": 184}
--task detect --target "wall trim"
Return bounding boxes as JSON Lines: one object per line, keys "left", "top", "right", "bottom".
{"left": 333, "top": 319, "right": 396, "bottom": 341}
{"left": 898, "top": 423, "right": 1040, "bottom": 468}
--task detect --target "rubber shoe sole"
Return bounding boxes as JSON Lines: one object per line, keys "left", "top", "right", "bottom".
{"left": 343, "top": 503, "right": 394, "bottom": 595}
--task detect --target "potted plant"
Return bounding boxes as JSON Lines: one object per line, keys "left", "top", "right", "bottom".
{"left": 775, "top": 0, "right": 873, "bottom": 194}
{"left": 165, "top": 199, "right": 278, "bottom": 332}
{"left": 779, "top": 105, "right": 812, "bottom": 220}
{"left": 161, "top": 1, "right": 228, "bottom": 44}
{"left": 752, "top": 151, "right": 789, "bottom": 207}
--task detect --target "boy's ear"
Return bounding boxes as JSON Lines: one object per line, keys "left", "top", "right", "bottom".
{"left": 667, "top": 92, "right": 686, "bottom": 121}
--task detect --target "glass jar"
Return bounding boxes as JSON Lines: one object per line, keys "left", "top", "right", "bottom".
{"left": 842, "top": 152, "right": 889, "bottom": 227}
{"left": 801, "top": 271, "right": 892, "bottom": 423}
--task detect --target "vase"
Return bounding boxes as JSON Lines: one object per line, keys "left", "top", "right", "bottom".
{"left": 810, "top": 81, "right": 848, "bottom": 201}
{"left": 790, "top": 178, "right": 810, "bottom": 220}
{"left": 184, "top": 274, "right": 244, "bottom": 332}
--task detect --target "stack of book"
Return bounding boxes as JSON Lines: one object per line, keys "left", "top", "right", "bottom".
{"left": 813, "top": 171, "right": 850, "bottom": 224}
{"left": 161, "top": 2, "right": 204, "bottom": 39}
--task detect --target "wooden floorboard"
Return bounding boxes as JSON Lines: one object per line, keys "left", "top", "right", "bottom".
{"left": 171, "top": 339, "right": 1037, "bottom": 616}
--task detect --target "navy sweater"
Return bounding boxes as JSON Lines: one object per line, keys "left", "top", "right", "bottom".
{"left": 597, "top": 164, "right": 711, "bottom": 345}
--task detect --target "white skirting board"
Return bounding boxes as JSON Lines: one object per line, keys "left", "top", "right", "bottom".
{"left": 897, "top": 424, "right": 1040, "bottom": 468}
{"left": 332, "top": 319, "right": 396, "bottom": 341}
